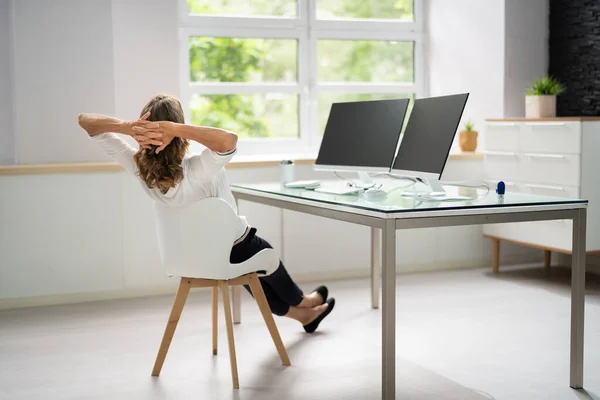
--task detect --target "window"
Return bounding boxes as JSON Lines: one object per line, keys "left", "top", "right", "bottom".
{"left": 180, "top": 0, "right": 425, "bottom": 156}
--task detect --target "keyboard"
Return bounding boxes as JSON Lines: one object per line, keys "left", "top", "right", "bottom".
{"left": 284, "top": 180, "right": 321, "bottom": 189}
{"left": 314, "top": 186, "right": 362, "bottom": 195}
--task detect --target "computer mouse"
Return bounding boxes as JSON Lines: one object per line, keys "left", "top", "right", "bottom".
{"left": 365, "top": 188, "right": 388, "bottom": 200}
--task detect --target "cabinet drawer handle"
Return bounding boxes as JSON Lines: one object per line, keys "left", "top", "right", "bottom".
{"left": 523, "top": 183, "right": 565, "bottom": 191}
{"left": 523, "top": 153, "right": 566, "bottom": 159}
{"left": 524, "top": 122, "right": 567, "bottom": 127}
{"left": 483, "top": 150, "right": 517, "bottom": 156}
{"left": 487, "top": 123, "right": 516, "bottom": 127}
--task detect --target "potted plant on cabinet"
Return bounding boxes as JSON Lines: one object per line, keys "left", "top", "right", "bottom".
{"left": 525, "top": 76, "right": 566, "bottom": 118}
{"left": 459, "top": 120, "right": 478, "bottom": 152}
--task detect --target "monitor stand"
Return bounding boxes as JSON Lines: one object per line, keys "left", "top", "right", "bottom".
{"left": 354, "top": 171, "right": 376, "bottom": 189}
{"left": 419, "top": 178, "right": 446, "bottom": 196}
{"left": 402, "top": 178, "right": 446, "bottom": 197}
{"left": 401, "top": 178, "right": 474, "bottom": 201}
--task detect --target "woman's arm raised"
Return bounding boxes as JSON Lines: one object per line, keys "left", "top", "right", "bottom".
{"left": 133, "top": 121, "right": 238, "bottom": 154}
{"left": 78, "top": 112, "right": 163, "bottom": 148}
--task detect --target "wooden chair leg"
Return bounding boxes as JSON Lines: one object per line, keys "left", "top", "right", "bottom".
{"left": 212, "top": 287, "right": 218, "bottom": 355}
{"left": 492, "top": 238, "right": 500, "bottom": 273}
{"left": 247, "top": 273, "right": 291, "bottom": 367}
{"left": 219, "top": 281, "right": 239, "bottom": 389}
{"left": 152, "top": 278, "right": 191, "bottom": 376}
{"left": 544, "top": 250, "right": 551, "bottom": 268}
{"left": 232, "top": 285, "right": 242, "bottom": 324}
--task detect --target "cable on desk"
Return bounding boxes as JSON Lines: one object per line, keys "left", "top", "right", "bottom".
{"left": 332, "top": 171, "right": 379, "bottom": 189}
{"left": 407, "top": 181, "right": 490, "bottom": 202}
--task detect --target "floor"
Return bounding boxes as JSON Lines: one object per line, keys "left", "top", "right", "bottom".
{"left": 1, "top": 265, "right": 600, "bottom": 400}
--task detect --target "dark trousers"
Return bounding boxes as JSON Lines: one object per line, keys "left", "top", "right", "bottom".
{"left": 230, "top": 228, "right": 304, "bottom": 316}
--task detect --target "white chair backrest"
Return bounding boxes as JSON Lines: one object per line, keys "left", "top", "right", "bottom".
{"left": 154, "top": 198, "right": 241, "bottom": 279}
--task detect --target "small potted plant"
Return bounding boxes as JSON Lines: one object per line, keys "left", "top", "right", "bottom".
{"left": 459, "top": 120, "right": 478, "bottom": 152}
{"left": 525, "top": 76, "right": 566, "bottom": 118}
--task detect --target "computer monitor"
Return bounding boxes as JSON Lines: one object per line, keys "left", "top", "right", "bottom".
{"left": 391, "top": 93, "right": 469, "bottom": 193}
{"left": 315, "top": 98, "right": 410, "bottom": 180}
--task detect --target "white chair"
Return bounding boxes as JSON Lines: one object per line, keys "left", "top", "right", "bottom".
{"left": 151, "top": 198, "right": 291, "bottom": 389}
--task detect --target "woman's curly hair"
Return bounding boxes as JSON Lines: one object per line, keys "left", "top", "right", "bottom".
{"left": 133, "top": 95, "right": 189, "bottom": 194}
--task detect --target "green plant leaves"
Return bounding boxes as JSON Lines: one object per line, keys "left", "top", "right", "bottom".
{"left": 526, "top": 76, "right": 566, "bottom": 96}
{"left": 464, "top": 120, "right": 474, "bottom": 131}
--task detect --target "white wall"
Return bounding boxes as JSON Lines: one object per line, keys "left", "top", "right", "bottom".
{"left": 503, "top": 0, "right": 549, "bottom": 117}
{"left": 0, "top": 0, "right": 15, "bottom": 164}
{"left": 7, "top": 0, "right": 179, "bottom": 163}
{"left": 12, "top": 0, "right": 116, "bottom": 163}
{"left": 111, "top": 0, "right": 179, "bottom": 120}
{"left": 428, "top": 0, "right": 549, "bottom": 136}
{"left": 0, "top": 173, "right": 124, "bottom": 298}
{"left": 428, "top": 0, "right": 506, "bottom": 150}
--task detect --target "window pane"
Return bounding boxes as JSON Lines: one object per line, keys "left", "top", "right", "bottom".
{"left": 189, "top": 37, "right": 297, "bottom": 83}
{"left": 318, "top": 93, "right": 414, "bottom": 135}
{"left": 317, "top": 0, "right": 414, "bottom": 20}
{"left": 187, "top": 0, "right": 297, "bottom": 17}
{"left": 191, "top": 94, "right": 298, "bottom": 139}
{"left": 318, "top": 40, "right": 414, "bottom": 82}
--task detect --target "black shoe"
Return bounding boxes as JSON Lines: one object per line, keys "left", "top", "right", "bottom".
{"left": 312, "top": 285, "right": 328, "bottom": 305}
{"left": 303, "top": 298, "right": 335, "bottom": 334}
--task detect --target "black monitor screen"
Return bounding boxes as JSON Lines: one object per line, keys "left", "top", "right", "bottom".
{"left": 392, "top": 93, "right": 469, "bottom": 177}
{"left": 316, "top": 98, "right": 410, "bottom": 170}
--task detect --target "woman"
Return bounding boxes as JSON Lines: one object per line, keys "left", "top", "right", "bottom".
{"left": 78, "top": 94, "right": 334, "bottom": 333}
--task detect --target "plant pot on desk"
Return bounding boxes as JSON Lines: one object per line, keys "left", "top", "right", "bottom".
{"left": 459, "top": 130, "right": 478, "bottom": 152}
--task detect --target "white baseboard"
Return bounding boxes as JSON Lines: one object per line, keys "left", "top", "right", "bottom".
{"left": 0, "top": 256, "right": 536, "bottom": 311}
{"left": 0, "top": 284, "right": 177, "bottom": 311}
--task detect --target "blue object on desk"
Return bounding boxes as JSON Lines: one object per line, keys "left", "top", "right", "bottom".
{"left": 496, "top": 181, "right": 505, "bottom": 195}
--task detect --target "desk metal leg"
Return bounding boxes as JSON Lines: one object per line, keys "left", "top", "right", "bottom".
{"left": 570, "top": 208, "right": 586, "bottom": 388}
{"left": 371, "top": 227, "right": 381, "bottom": 309}
{"left": 381, "top": 220, "right": 396, "bottom": 400}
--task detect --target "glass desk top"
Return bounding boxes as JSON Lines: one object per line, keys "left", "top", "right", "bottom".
{"left": 231, "top": 179, "right": 587, "bottom": 214}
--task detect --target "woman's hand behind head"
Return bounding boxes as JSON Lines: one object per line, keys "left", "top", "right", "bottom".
{"left": 132, "top": 120, "right": 175, "bottom": 153}
{"left": 117, "top": 111, "right": 162, "bottom": 149}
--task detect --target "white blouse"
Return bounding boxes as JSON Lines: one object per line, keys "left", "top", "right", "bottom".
{"left": 91, "top": 133, "right": 248, "bottom": 241}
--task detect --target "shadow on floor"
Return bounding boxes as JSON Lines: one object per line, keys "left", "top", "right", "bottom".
{"left": 486, "top": 265, "right": 600, "bottom": 304}
{"left": 575, "top": 388, "right": 600, "bottom": 400}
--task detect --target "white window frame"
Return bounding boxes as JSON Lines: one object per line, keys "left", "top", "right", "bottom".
{"left": 179, "top": 0, "right": 427, "bottom": 157}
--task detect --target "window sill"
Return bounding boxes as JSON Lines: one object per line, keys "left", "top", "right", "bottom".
{"left": 0, "top": 153, "right": 483, "bottom": 175}
{"left": 228, "top": 151, "right": 483, "bottom": 168}
{"left": 0, "top": 162, "right": 124, "bottom": 175}
{"left": 226, "top": 154, "right": 317, "bottom": 169}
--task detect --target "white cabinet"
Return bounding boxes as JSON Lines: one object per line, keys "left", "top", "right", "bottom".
{"left": 482, "top": 118, "right": 600, "bottom": 271}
